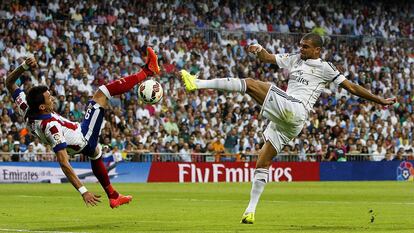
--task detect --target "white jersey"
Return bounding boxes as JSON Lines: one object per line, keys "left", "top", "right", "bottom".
{"left": 13, "top": 89, "right": 87, "bottom": 155}
{"left": 274, "top": 53, "right": 346, "bottom": 111}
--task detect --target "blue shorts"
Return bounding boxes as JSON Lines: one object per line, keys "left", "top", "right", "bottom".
{"left": 80, "top": 100, "right": 105, "bottom": 156}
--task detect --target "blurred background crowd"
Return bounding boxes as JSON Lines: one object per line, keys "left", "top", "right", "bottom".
{"left": 0, "top": 0, "right": 413, "bottom": 162}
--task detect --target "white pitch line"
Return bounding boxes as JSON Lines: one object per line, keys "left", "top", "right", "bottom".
{"left": 16, "top": 195, "right": 74, "bottom": 199}
{"left": 17, "top": 195, "right": 414, "bottom": 205}
{"left": 0, "top": 229, "right": 88, "bottom": 233}
{"left": 15, "top": 195, "right": 414, "bottom": 206}
{"left": 168, "top": 198, "right": 414, "bottom": 206}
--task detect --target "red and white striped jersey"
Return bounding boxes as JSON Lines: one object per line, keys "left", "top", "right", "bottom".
{"left": 13, "top": 89, "right": 87, "bottom": 155}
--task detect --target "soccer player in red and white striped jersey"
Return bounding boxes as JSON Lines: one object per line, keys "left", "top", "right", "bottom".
{"left": 6, "top": 47, "right": 160, "bottom": 208}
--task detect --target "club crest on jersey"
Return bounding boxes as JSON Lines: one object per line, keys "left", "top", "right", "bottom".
{"left": 49, "top": 126, "right": 62, "bottom": 143}
{"left": 53, "top": 134, "right": 62, "bottom": 143}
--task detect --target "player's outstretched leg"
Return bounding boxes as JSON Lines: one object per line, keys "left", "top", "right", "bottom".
{"left": 99, "top": 47, "right": 160, "bottom": 98}
{"left": 88, "top": 149, "right": 133, "bottom": 208}
{"left": 179, "top": 69, "right": 270, "bottom": 105}
{"left": 179, "top": 69, "right": 246, "bottom": 93}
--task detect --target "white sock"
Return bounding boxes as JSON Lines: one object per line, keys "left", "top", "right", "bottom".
{"left": 195, "top": 78, "right": 246, "bottom": 93}
{"left": 245, "top": 168, "right": 269, "bottom": 214}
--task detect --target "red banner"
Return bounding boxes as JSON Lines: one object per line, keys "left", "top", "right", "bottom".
{"left": 147, "top": 162, "right": 320, "bottom": 183}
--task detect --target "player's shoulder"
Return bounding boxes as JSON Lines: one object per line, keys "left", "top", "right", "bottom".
{"left": 319, "top": 59, "right": 338, "bottom": 71}
{"left": 288, "top": 52, "right": 301, "bottom": 59}
{"left": 277, "top": 52, "right": 300, "bottom": 59}
{"left": 38, "top": 114, "right": 58, "bottom": 128}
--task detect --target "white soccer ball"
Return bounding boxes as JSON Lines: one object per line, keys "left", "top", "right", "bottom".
{"left": 138, "top": 80, "right": 163, "bottom": 104}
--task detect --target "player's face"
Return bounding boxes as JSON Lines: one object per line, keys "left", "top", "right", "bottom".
{"left": 40, "top": 91, "right": 55, "bottom": 113}
{"left": 299, "top": 39, "right": 321, "bottom": 60}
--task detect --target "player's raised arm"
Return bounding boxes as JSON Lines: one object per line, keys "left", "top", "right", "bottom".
{"left": 324, "top": 61, "right": 395, "bottom": 106}
{"left": 339, "top": 79, "right": 396, "bottom": 106}
{"left": 6, "top": 57, "right": 37, "bottom": 93}
{"left": 247, "top": 44, "right": 277, "bottom": 64}
{"left": 55, "top": 149, "right": 101, "bottom": 207}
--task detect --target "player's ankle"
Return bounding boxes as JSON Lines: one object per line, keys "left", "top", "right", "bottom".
{"left": 142, "top": 66, "right": 153, "bottom": 76}
{"left": 108, "top": 191, "right": 119, "bottom": 199}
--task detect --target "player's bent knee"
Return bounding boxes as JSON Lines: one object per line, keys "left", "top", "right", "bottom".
{"left": 88, "top": 144, "right": 102, "bottom": 160}
{"left": 244, "top": 78, "right": 271, "bottom": 105}
{"left": 244, "top": 78, "right": 255, "bottom": 88}
{"left": 92, "top": 88, "right": 109, "bottom": 107}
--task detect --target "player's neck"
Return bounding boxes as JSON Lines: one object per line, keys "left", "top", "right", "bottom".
{"left": 38, "top": 109, "right": 52, "bottom": 115}
{"left": 306, "top": 55, "right": 320, "bottom": 60}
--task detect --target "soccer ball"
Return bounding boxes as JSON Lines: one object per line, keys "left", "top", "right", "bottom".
{"left": 138, "top": 80, "right": 163, "bottom": 104}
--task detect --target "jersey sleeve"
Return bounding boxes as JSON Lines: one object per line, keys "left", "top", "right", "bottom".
{"left": 274, "top": 53, "right": 299, "bottom": 70}
{"left": 44, "top": 121, "right": 67, "bottom": 153}
{"left": 12, "top": 88, "right": 29, "bottom": 117}
{"left": 323, "top": 62, "right": 346, "bottom": 85}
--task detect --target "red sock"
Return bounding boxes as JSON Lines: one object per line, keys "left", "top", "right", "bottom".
{"left": 105, "top": 184, "right": 118, "bottom": 199}
{"left": 104, "top": 70, "right": 147, "bottom": 96}
{"left": 142, "top": 66, "right": 153, "bottom": 76}
{"left": 91, "top": 158, "right": 119, "bottom": 199}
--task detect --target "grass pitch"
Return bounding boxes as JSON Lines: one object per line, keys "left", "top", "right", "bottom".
{"left": 0, "top": 182, "right": 413, "bottom": 232}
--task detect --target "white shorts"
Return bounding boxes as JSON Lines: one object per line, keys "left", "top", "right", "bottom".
{"left": 261, "top": 85, "right": 308, "bottom": 153}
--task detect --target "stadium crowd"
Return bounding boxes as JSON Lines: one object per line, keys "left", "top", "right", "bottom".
{"left": 0, "top": 0, "right": 413, "bottom": 163}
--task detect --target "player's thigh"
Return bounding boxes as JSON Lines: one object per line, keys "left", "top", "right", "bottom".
{"left": 256, "top": 141, "right": 277, "bottom": 169}
{"left": 80, "top": 101, "right": 105, "bottom": 156}
{"left": 245, "top": 78, "right": 271, "bottom": 105}
{"left": 261, "top": 85, "right": 307, "bottom": 139}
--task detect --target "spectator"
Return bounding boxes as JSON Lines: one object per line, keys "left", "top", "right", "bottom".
{"left": 164, "top": 116, "right": 179, "bottom": 135}
{"left": 23, "top": 144, "right": 37, "bottom": 161}
{"left": 112, "top": 146, "right": 123, "bottom": 163}
{"left": 29, "top": 137, "right": 46, "bottom": 155}
{"left": 336, "top": 148, "right": 347, "bottom": 162}
{"left": 324, "top": 146, "right": 337, "bottom": 161}
{"left": 393, "top": 148, "right": 405, "bottom": 161}
{"left": 1, "top": 144, "right": 11, "bottom": 161}
{"left": 299, "top": 141, "right": 309, "bottom": 161}
{"left": 179, "top": 143, "right": 191, "bottom": 162}
{"left": 224, "top": 128, "right": 238, "bottom": 154}
{"left": 382, "top": 150, "right": 394, "bottom": 161}
{"left": 10, "top": 141, "right": 21, "bottom": 162}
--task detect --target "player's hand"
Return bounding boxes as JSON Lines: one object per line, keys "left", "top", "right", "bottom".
{"left": 380, "top": 97, "right": 397, "bottom": 106}
{"left": 82, "top": 191, "right": 101, "bottom": 207}
{"left": 24, "top": 57, "right": 38, "bottom": 69}
{"left": 247, "top": 44, "right": 263, "bottom": 54}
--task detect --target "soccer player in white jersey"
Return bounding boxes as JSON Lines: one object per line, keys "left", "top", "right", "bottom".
{"left": 6, "top": 47, "right": 160, "bottom": 208}
{"left": 179, "top": 33, "right": 396, "bottom": 223}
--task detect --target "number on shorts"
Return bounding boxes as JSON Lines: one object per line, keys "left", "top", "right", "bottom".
{"left": 84, "top": 106, "right": 92, "bottom": 120}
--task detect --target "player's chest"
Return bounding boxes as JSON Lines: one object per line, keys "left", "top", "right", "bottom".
{"left": 290, "top": 61, "right": 322, "bottom": 76}
{"left": 289, "top": 63, "right": 323, "bottom": 84}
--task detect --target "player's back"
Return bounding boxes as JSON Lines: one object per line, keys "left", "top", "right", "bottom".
{"left": 13, "top": 88, "right": 87, "bottom": 156}
{"left": 28, "top": 112, "right": 87, "bottom": 155}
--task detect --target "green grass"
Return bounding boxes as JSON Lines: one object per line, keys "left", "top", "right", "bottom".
{"left": 0, "top": 182, "right": 413, "bottom": 232}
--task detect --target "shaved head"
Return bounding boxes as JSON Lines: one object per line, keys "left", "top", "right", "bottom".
{"left": 301, "top": 33, "right": 323, "bottom": 48}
